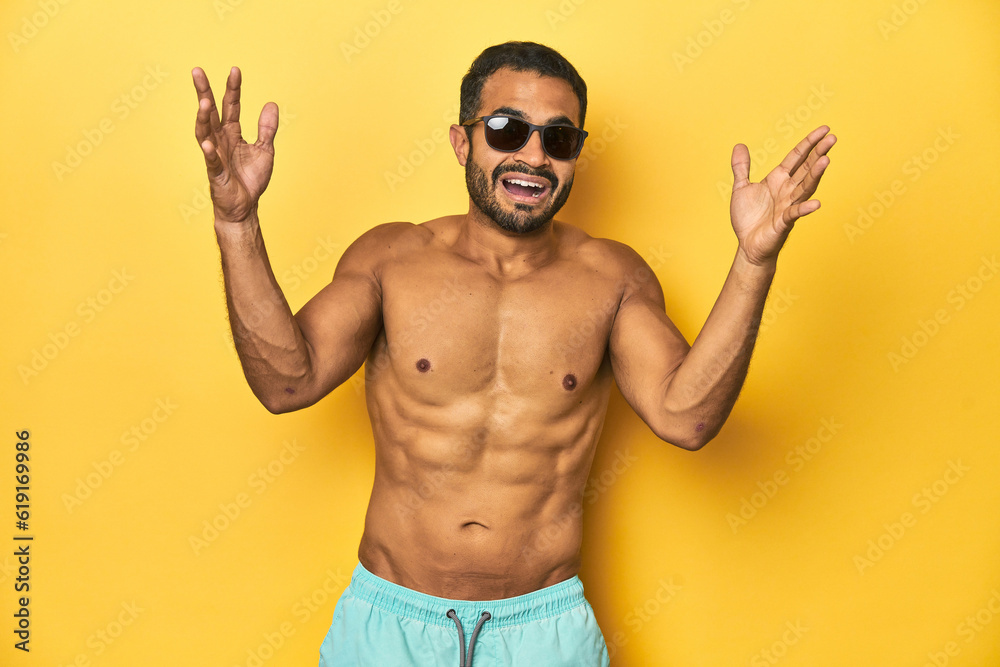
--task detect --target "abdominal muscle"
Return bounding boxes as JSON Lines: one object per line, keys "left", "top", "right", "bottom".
{"left": 357, "top": 347, "right": 613, "bottom": 601}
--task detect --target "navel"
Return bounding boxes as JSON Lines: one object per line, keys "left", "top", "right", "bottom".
{"left": 562, "top": 374, "right": 577, "bottom": 390}
{"left": 416, "top": 358, "right": 431, "bottom": 373}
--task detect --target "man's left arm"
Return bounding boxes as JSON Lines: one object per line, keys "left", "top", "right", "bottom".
{"left": 609, "top": 126, "right": 836, "bottom": 450}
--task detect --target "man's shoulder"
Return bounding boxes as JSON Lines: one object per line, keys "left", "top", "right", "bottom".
{"left": 554, "top": 221, "right": 648, "bottom": 274}
{"left": 340, "top": 219, "right": 440, "bottom": 264}
{"left": 352, "top": 220, "right": 430, "bottom": 247}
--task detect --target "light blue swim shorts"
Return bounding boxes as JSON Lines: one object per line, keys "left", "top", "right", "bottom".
{"left": 319, "top": 561, "right": 610, "bottom": 666}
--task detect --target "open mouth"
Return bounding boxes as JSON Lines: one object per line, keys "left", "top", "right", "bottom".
{"left": 500, "top": 176, "right": 549, "bottom": 202}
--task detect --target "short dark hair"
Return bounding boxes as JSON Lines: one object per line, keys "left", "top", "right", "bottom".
{"left": 459, "top": 41, "right": 588, "bottom": 136}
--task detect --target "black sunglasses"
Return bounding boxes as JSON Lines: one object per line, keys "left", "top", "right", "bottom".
{"left": 462, "top": 115, "right": 588, "bottom": 160}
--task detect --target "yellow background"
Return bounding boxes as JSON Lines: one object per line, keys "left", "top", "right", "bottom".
{"left": 2, "top": 0, "right": 998, "bottom": 665}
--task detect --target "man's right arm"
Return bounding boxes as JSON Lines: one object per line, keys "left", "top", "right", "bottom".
{"left": 193, "top": 65, "right": 385, "bottom": 413}
{"left": 216, "top": 214, "right": 387, "bottom": 414}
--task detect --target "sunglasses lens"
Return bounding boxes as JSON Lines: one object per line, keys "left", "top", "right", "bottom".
{"left": 485, "top": 116, "right": 529, "bottom": 151}
{"left": 480, "top": 116, "right": 584, "bottom": 159}
{"left": 543, "top": 126, "right": 582, "bottom": 159}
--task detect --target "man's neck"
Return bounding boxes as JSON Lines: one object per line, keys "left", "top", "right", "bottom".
{"left": 456, "top": 203, "right": 560, "bottom": 277}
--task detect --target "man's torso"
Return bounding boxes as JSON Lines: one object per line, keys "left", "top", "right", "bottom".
{"left": 357, "top": 215, "right": 633, "bottom": 600}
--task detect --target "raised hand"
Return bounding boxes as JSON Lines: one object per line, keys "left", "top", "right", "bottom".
{"left": 192, "top": 66, "right": 279, "bottom": 223}
{"left": 729, "top": 126, "right": 836, "bottom": 267}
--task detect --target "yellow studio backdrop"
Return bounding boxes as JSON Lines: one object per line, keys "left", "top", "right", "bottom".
{"left": 1, "top": 0, "right": 998, "bottom": 665}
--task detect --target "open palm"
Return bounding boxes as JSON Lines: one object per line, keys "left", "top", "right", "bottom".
{"left": 192, "top": 66, "right": 279, "bottom": 223}
{"left": 730, "top": 126, "right": 836, "bottom": 266}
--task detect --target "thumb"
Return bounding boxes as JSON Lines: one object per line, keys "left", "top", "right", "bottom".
{"left": 731, "top": 143, "right": 750, "bottom": 191}
{"left": 256, "top": 102, "right": 279, "bottom": 152}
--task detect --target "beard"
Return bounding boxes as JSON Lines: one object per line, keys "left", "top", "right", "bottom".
{"left": 465, "top": 158, "right": 574, "bottom": 235}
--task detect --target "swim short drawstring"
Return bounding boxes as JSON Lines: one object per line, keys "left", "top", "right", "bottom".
{"left": 446, "top": 609, "right": 491, "bottom": 667}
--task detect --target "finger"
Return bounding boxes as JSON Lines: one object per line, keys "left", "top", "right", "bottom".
{"left": 195, "top": 97, "right": 215, "bottom": 144}
{"left": 191, "top": 67, "right": 221, "bottom": 134}
{"left": 782, "top": 199, "right": 821, "bottom": 226}
{"left": 790, "top": 133, "right": 837, "bottom": 183}
{"left": 221, "top": 66, "right": 242, "bottom": 127}
{"left": 199, "top": 138, "right": 225, "bottom": 181}
{"left": 255, "top": 102, "right": 279, "bottom": 152}
{"left": 731, "top": 143, "right": 751, "bottom": 191}
{"left": 791, "top": 154, "right": 831, "bottom": 202}
{"left": 778, "top": 125, "right": 830, "bottom": 176}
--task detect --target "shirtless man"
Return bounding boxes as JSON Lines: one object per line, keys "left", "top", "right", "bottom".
{"left": 192, "top": 41, "right": 834, "bottom": 666}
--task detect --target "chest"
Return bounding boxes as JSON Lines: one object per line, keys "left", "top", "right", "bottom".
{"left": 374, "top": 251, "right": 621, "bottom": 398}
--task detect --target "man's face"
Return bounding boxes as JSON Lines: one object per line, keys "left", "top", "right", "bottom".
{"left": 455, "top": 68, "right": 582, "bottom": 235}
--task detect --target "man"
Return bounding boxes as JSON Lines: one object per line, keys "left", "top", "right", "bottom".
{"left": 191, "top": 41, "right": 834, "bottom": 666}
